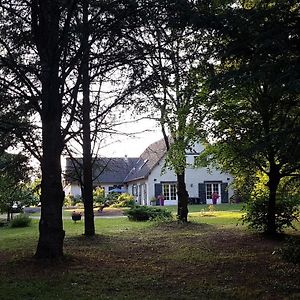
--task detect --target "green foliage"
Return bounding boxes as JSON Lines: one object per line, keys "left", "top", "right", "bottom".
{"left": 9, "top": 214, "right": 31, "bottom": 228}
{"left": 105, "top": 193, "right": 119, "bottom": 205}
{"left": 0, "top": 219, "right": 7, "bottom": 227}
{"left": 125, "top": 206, "right": 173, "bottom": 222}
{"left": 0, "top": 183, "right": 37, "bottom": 214}
{"left": 28, "top": 178, "right": 41, "bottom": 200}
{"left": 64, "top": 194, "right": 82, "bottom": 207}
{"left": 93, "top": 187, "right": 106, "bottom": 205}
{"left": 0, "top": 152, "right": 34, "bottom": 216}
{"left": 112, "top": 193, "right": 135, "bottom": 208}
{"left": 279, "top": 237, "right": 300, "bottom": 265}
{"left": 200, "top": 2, "right": 300, "bottom": 234}
{"left": 196, "top": 143, "right": 257, "bottom": 203}
{"left": 242, "top": 196, "right": 300, "bottom": 233}
{"left": 64, "top": 194, "right": 73, "bottom": 207}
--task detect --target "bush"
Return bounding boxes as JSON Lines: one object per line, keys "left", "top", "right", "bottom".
{"left": 125, "top": 206, "right": 173, "bottom": 221}
{"left": 64, "top": 194, "right": 74, "bottom": 207}
{"left": 10, "top": 214, "right": 31, "bottom": 228}
{"left": 241, "top": 195, "right": 300, "bottom": 233}
{"left": 279, "top": 237, "right": 300, "bottom": 264}
{"left": 0, "top": 219, "right": 8, "bottom": 227}
{"left": 112, "top": 193, "right": 135, "bottom": 208}
{"left": 93, "top": 187, "right": 106, "bottom": 206}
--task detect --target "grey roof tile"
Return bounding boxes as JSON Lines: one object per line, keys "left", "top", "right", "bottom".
{"left": 64, "top": 139, "right": 167, "bottom": 185}
{"left": 124, "top": 138, "right": 167, "bottom": 182}
{"left": 65, "top": 157, "right": 139, "bottom": 184}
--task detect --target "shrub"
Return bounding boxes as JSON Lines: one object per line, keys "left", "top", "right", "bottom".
{"left": 279, "top": 237, "right": 300, "bottom": 264}
{"left": 105, "top": 192, "right": 119, "bottom": 205}
{"left": 125, "top": 206, "right": 173, "bottom": 221}
{"left": 112, "top": 193, "right": 135, "bottom": 208}
{"left": 93, "top": 187, "right": 106, "bottom": 206}
{"left": 64, "top": 194, "right": 74, "bottom": 207}
{"left": 0, "top": 219, "right": 8, "bottom": 227}
{"left": 241, "top": 195, "right": 300, "bottom": 233}
{"left": 10, "top": 214, "right": 31, "bottom": 228}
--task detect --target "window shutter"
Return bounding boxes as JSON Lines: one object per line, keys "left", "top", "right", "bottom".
{"left": 154, "top": 183, "right": 162, "bottom": 198}
{"left": 198, "top": 183, "right": 206, "bottom": 204}
{"left": 221, "top": 183, "right": 229, "bottom": 203}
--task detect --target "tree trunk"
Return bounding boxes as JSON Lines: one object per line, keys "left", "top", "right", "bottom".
{"left": 33, "top": 1, "right": 65, "bottom": 259}
{"left": 81, "top": 0, "right": 95, "bottom": 236}
{"left": 35, "top": 72, "right": 65, "bottom": 258}
{"left": 266, "top": 163, "right": 281, "bottom": 235}
{"left": 177, "top": 172, "right": 189, "bottom": 222}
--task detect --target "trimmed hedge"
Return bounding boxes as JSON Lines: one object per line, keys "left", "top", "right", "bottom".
{"left": 125, "top": 206, "right": 172, "bottom": 221}
{"left": 10, "top": 214, "right": 31, "bottom": 228}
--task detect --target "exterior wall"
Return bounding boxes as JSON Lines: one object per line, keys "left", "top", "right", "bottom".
{"left": 127, "top": 179, "right": 148, "bottom": 205}
{"left": 145, "top": 155, "right": 234, "bottom": 206}
{"left": 64, "top": 183, "right": 81, "bottom": 198}
{"left": 64, "top": 183, "right": 127, "bottom": 197}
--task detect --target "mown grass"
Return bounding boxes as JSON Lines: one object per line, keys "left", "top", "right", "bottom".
{"left": 0, "top": 204, "right": 299, "bottom": 300}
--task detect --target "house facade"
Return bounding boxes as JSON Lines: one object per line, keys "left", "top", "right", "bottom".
{"left": 124, "top": 139, "right": 233, "bottom": 205}
{"left": 63, "top": 157, "right": 138, "bottom": 197}
{"left": 64, "top": 139, "right": 234, "bottom": 205}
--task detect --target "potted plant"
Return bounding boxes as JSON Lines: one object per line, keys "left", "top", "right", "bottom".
{"left": 150, "top": 197, "right": 157, "bottom": 206}
{"left": 71, "top": 211, "right": 82, "bottom": 222}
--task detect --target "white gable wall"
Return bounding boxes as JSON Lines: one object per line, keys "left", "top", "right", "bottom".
{"left": 126, "top": 179, "right": 148, "bottom": 205}
{"left": 64, "top": 183, "right": 82, "bottom": 198}
{"left": 145, "top": 154, "right": 234, "bottom": 205}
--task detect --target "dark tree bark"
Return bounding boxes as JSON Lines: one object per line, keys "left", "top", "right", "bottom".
{"left": 32, "top": 1, "right": 65, "bottom": 258}
{"left": 177, "top": 172, "right": 189, "bottom": 222}
{"left": 266, "top": 161, "right": 281, "bottom": 235}
{"left": 81, "top": 0, "right": 95, "bottom": 236}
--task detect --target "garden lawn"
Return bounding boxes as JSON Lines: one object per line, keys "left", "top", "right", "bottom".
{"left": 0, "top": 205, "right": 299, "bottom": 300}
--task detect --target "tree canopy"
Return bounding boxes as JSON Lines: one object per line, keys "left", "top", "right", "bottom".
{"left": 200, "top": 0, "right": 300, "bottom": 234}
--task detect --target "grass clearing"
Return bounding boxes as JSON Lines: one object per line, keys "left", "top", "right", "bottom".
{"left": 0, "top": 204, "right": 299, "bottom": 299}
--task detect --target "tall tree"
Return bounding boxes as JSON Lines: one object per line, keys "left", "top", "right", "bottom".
{"left": 203, "top": 1, "right": 300, "bottom": 234}
{"left": 0, "top": 0, "right": 81, "bottom": 258}
{"left": 65, "top": 0, "right": 139, "bottom": 236}
{"left": 31, "top": 0, "right": 80, "bottom": 257}
{"left": 129, "top": 0, "right": 209, "bottom": 221}
{"left": 80, "top": 0, "right": 95, "bottom": 236}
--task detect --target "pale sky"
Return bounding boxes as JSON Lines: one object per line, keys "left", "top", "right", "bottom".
{"left": 99, "top": 118, "right": 163, "bottom": 158}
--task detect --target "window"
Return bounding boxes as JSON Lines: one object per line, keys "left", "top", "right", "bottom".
{"left": 162, "top": 183, "right": 177, "bottom": 201}
{"left": 205, "top": 183, "right": 220, "bottom": 200}
{"left": 132, "top": 185, "right": 138, "bottom": 196}
{"left": 138, "top": 185, "right": 142, "bottom": 201}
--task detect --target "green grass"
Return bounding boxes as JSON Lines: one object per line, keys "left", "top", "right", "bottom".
{"left": 0, "top": 204, "right": 299, "bottom": 300}
{"left": 164, "top": 203, "right": 244, "bottom": 213}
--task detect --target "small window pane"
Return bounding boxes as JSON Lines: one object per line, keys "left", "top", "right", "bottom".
{"left": 163, "top": 184, "right": 170, "bottom": 200}
{"left": 170, "top": 184, "right": 177, "bottom": 200}
{"left": 206, "top": 184, "right": 212, "bottom": 200}
{"left": 213, "top": 184, "right": 219, "bottom": 193}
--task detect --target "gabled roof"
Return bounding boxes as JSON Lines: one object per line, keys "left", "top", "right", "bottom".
{"left": 93, "top": 157, "right": 138, "bottom": 183}
{"left": 64, "top": 139, "right": 168, "bottom": 185}
{"left": 65, "top": 157, "right": 139, "bottom": 184}
{"left": 124, "top": 138, "right": 167, "bottom": 182}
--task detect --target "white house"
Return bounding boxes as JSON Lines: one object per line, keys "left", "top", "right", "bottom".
{"left": 124, "top": 139, "right": 233, "bottom": 205}
{"left": 64, "top": 139, "right": 234, "bottom": 205}
{"left": 63, "top": 157, "right": 138, "bottom": 197}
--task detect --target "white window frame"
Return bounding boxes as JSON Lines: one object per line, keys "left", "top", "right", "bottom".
{"left": 205, "top": 183, "right": 220, "bottom": 200}
{"left": 162, "top": 183, "right": 177, "bottom": 201}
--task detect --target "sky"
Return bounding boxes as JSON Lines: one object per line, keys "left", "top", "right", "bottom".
{"left": 98, "top": 118, "right": 163, "bottom": 158}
